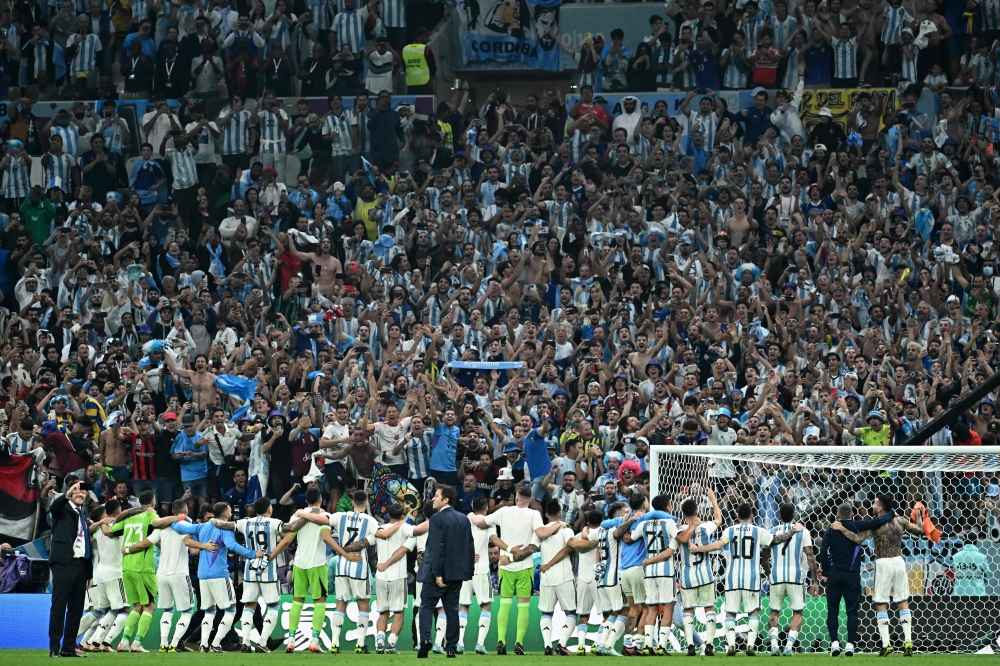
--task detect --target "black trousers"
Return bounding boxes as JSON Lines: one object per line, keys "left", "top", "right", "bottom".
{"left": 419, "top": 580, "right": 461, "bottom": 649}
{"left": 49, "top": 559, "right": 89, "bottom": 653}
{"left": 826, "top": 570, "right": 861, "bottom": 644}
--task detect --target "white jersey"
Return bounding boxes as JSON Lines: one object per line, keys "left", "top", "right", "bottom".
{"left": 372, "top": 418, "right": 411, "bottom": 466}
{"left": 590, "top": 526, "right": 622, "bottom": 588}
{"left": 148, "top": 524, "right": 193, "bottom": 577}
{"left": 634, "top": 517, "right": 677, "bottom": 578}
{"left": 472, "top": 520, "right": 496, "bottom": 576}
{"left": 721, "top": 523, "right": 772, "bottom": 592}
{"left": 485, "top": 505, "right": 543, "bottom": 572}
{"left": 330, "top": 511, "right": 378, "bottom": 579}
{"left": 536, "top": 524, "right": 574, "bottom": 587}
{"left": 238, "top": 516, "right": 284, "bottom": 582}
{"left": 576, "top": 529, "right": 598, "bottom": 582}
{"left": 92, "top": 530, "right": 123, "bottom": 584}
{"left": 293, "top": 512, "right": 330, "bottom": 569}
{"left": 678, "top": 521, "right": 717, "bottom": 589}
{"left": 769, "top": 523, "right": 812, "bottom": 585}
{"left": 375, "top": 521, "right": 415, "bottom": 581}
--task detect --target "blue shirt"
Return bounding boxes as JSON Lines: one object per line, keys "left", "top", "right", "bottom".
{"left": 602, "top": 510, "right": 672, "bottom": 570}
{"left": 430, "top": 423, "right": 460, "bottom": 472}
{"left": 171, "top": 430, "right": 208, "bottom": 482}
{"left": 524, "top": 427, "right": 551, "bottom": 481}
{"left": 174, "top": 520, "right": 256, "bottom": 580}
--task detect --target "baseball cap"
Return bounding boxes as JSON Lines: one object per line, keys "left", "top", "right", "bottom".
{"left": 162, "top": 411, "right": 178, "bottom": 421}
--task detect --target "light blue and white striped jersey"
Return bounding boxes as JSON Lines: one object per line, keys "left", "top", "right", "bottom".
{"left": 722, "top": 46, "right": 749, "bottom": 89}
{"left": 132, "top": 0, "right": 151, "bottom": 21}
{"left": 769, "top": 15, "right": 797, "bottom": 50}
{"left": 677, "top": 520, "right": 717, "bottom": 589}
{"left": 323, "top": 112, "right": 353, "bottom": 156}
{"left": 309, "top": 0, "right": 336, "bottom": 30}
{"left": 238, "top": 516, "right": 284, "bottom": 583}
{"left": 332, "top": 7, "right": 368, "bottom": 54}
{"left": 257, "top": 109, "right": 289, "bottom": 153}
{"left": 634, "top": 517, "right": 677, "bottom": 578}
{"left": 721, "top": 522, "right": 772, "bottom": 592}
{"left": 832, "top": 37, "right": 858, "bottom": 79}
{"left": 381, "top": 0, "right": 405, "bottom": 28}
{"left": 50, "top": 125, "right": 80, "bottom": 158}
{"left": 330, "top": 511, "right": 378, "bottom": 579}
{"left": 1, "top": 155, "right": 31, "bottom": 199}
{"left": 881, "top": 5, "right": 912, "bottom": 45}
{"left": 167, "top": 145, "right": 198, "bottom": 190}
{"left": 983, "top": 0, "right": 1000, "bottom": 30}
{"left": 67, "top": 33, "right": 102, "bottom": 74}
{"left": 43, "top": 152, "right": 75, "bottom": 193}
{"left": 221, "top": 109, "right": 252, "bottom": 155}
{"left": 590, "top": 525, "right": 622, "bottom": 588}
{"left": 769, "top": 523, "right": 811, "bottom": 585}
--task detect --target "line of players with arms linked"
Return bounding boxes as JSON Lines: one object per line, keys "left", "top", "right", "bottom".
{"left": 70, "top": 479, "right": 932, "bottom": 657}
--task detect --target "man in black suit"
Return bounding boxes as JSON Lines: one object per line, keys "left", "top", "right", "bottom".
{"left": 417, "top": 485, "right": 474, "bottom": 658}
{"left": 48, "top": 479, "right": 93, "bottom": 657}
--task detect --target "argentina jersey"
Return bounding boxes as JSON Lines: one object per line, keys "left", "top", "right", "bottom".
{"left": 678, "top": 521, "right": 717, "bottom": 589}
{"left": 639, "top": 518, "right": 677, "bottom": 578}
{"left": 722, "top": 523, "right": 772, "bottom": 592}
{"left": 239, "top": 516, "right": 283, "bottom": 582}
{"left": 332, "top": 511, "right": 378, "bottom": 579}
{"left": 769, "top": 523, "right": 812, "bottom": 585}
{"left": 591, "top": 526, "right": 622, "bottom": 588}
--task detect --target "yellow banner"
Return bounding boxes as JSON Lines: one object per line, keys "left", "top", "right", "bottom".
{"left": 799, "top": 87, "right": 899, "bottom": 133}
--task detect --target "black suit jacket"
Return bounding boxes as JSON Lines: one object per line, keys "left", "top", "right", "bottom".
{"left": 418, "top": 506, "right": 474, "bottom": 584}
{"left": 48, "top": 493, "right": 92, "bottom": 575}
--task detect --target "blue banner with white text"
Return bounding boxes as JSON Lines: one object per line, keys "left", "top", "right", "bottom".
{"left": 456, "top": 0, "right": 562, "bottom": 71}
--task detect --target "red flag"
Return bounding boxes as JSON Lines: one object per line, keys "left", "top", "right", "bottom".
{"left": 0, "top": 454, "right": 40, "bottom": 541}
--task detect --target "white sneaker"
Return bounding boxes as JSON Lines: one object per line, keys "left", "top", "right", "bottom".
{"left": 770, "top": 641, "right": 780, "bottom": 656}
{"left": 130, "top": 641, "right": 148, "bottom": 653}
{"left": 116, "top": 643, "right": 131, "bottom": 653}
{"left": 831, "top": 640, "right": 842, "bottom": 657}
{"left": 845, "top": 643, "right": 855, "bottom": 657}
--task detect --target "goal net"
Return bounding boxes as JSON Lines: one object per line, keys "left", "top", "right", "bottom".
{"left": 649, "top": 445, "right": 1000, "bottom": 654}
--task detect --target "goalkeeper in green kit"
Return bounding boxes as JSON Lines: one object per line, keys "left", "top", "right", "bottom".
{"left": 105, "top": 491, "right": 182, "bottom": 652}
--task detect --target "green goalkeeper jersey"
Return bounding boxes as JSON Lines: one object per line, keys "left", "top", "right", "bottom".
{"left": 111, "top": 509, "right": 157, "bottom": 573}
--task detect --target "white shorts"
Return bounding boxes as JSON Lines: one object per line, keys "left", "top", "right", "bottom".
{"left": 459, "top": 573, "right": 493, "bottom": 606}
{"left": 873, "top": 556, "right": 909, "bottom": 604}
{"left": 620, "top": 566, "right": 646, "bottom": 604}
{"left": 576, "top": 580, "right": 597, "bottom": 616}
{"left": 241, "top": 580, "right": 281, "bottom": 605}
{"left": 724, "top": 590, "right": 761, "bottom": 614}
{"left": 336, "top": 576, "right": 371, "bottom": 602}
{"left": 596, "top": 585, "right": 624, "bottom": 613}
{"left": 200, "top": 577, "right": 237, "bottom": 610}
{"left": 769, "top": 583, "right": 805, "bottom": 612}
{"left": 87, "top": 579, "right": 128, "bottom": 611}
{"left": 680, "top": 584, "right": 715, "bottom": 609}
{"left": 376, "top": 579, "right": 407, "bottom": 613}
{"left": 539, "top": 580, "right": 577, "bottom": 614}
{"left": 644, "top": 577, "right": 675, "bottom": 605}
{"left": 159, "top": 574, "right": 196, "bottom": 612}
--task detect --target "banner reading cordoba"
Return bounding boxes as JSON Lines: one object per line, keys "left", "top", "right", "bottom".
{"left": 455, "top": 0, "right": 562, "bottom": 71}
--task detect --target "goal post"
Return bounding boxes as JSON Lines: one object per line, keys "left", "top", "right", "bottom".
{"left": 649, "top": 445, "right": 1000, "bottom": 654}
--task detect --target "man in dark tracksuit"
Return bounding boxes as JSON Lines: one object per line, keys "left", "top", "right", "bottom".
{"left": 820, "top": 504, "right": 894, "bottom": 656}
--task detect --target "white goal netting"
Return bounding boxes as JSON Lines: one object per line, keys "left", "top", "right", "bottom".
{"left": 650, "top": 445, "right": 1000, "bottom": 654}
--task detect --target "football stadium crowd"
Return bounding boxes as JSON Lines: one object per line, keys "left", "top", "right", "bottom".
{"left": 0, "top": 0, "right": 1000, "bottom": 657}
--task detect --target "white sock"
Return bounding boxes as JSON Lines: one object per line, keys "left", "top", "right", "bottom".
{"left": 644, "top": 624, "right": 654, "bottom": 649}
{"left": 576, "top": 622, "right": 589, "bottom": 647}
{"left": 623, "top": 632, "right": 633, "bottom": 649}
{"left": 899, "top": 609, "right": 912, "bottom": 643}
{"left": 79, "top": 610, "right": 100, "bottom": 639}
{"left": 769, "top": 626, "right": 779, "bottom": 649}
{"left": 609, "top": 615, "right": 626, "bottom": 649}
{"left": 239, "top": 606, "right": 256, "bottom": 644}
{"left": 91, "top": 611, "right": 114, "bottom": 645}
{"left": 747, "top": 612, "right": 759, "bottom": 651}
{"left": 413, "top": 607, "right": 421, "bottom": 647}
{"left": 683, "top": 613, "right": 695, "bottom": 647}
{"left": 562, "top": 613, "right": 576, "bottom": 646}
{"left": 214, "top": 609, "right": 236, "bottom": 648}
{"left": 260, "top": 605, "right": 279, "bottom": 646}
{"left": 597, "top": 620, "right": 609, "bottom": 647}
{"left": 477, "top": 611, "right": 491, "bottom": 646}
{"left": 665, "top": 626, "right": 682, "bottom": 652}
{"left": 388, "top": 632, "right": 398, "bottom": 648}
{"left": 108, "top": 611, "right": 129, "bottom": 645}
{"left": 172, "top": 612, "right": 193, "bottom": 648}
{"left": 876, "top": 611, "right": 890, "bottom": 648}
{"left": 786, "top": 629, "right": 798, "bottom": 651}
{"left": 703, "top": 611, "right": 717, "bottom": 646}
{"left": 434, "top": 610, "right": 445, "bottom": 647}
{"left": 331, "top": 611, "right": 344, "bottom": 647}
{"left": 159, "top": 612, "right": 174, "bottom": 648}
{"left": 356, "top": 611, "right": 369, "bottom": 647}
{"left": 376, "top": 630, "right": 386, "bottom": 646}
{"left": 541, "top": 613, "right": 553, "bottom": 647}
{"left": 724, "top": 614, "right": 736, "bottom": 648}
{"left": 458, "top": 611, "right": 468, "bottom": 647}
{"left": 201, "top": 610, "right": 217, "bottom": 647}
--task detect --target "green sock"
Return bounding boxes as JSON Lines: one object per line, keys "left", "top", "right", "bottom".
{"left": 289, "top": 600, "right": 303, "bottom": 638}
{"left": 137, "top": 612, "right": 154, "bottom": 639}
{"left": 515, "top": 602, "right": 530, "bottom": 644}
{"left": 497, "top": 598, "right": 513, "bottom": 644}
{"left": 122, "top": 610, "right": 140, "bottom": 641}
{"left": 312, "top": 601, "right": 327, "bottom": 637}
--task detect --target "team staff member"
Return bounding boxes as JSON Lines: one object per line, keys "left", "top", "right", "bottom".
{"left": 47, "top": 479, "right": 93, "bottom": 658}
